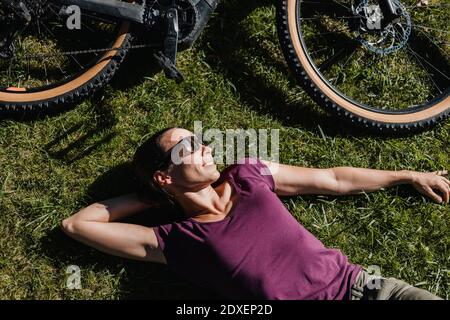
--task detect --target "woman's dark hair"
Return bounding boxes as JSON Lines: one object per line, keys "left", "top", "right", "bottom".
{"left": 132, "top": 127, "right": 177, "bottom": 204}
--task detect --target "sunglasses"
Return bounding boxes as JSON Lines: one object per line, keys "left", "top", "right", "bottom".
{"left": 157, "top": 135, "right": 208, "bottom": 169}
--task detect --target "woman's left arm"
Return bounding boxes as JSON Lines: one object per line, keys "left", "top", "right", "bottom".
{"left": 261, "top": 160, "right": 450, "bottom": 204}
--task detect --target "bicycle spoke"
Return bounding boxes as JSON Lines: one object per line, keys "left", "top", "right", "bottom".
{"left": 297, "top": 0, "right": 449, "bottom": 112}
{"left": 331, "top": 44, "right": 358, "bottom": 86}
{"left": 300, "top": 1, "right": 338, "bottom": 4}
{"left": 406, "top": 46, "right": 443, "bottom": 94}
{"left": 330, "top": 0, "right": 352, "bottom": 13}
{"left": 416, "top": 28, "right": 450, "bottom": 58}
{"left": 315, "top": 26, "right": 351, "bottom": 36}
{"left": 399, "top": 22, "right": 449, "bottom": 58}
{"left": 310, "top": 47, "right": 329, "bottom": 56}
{"left": 400, "top": 29, "right": 449, "bottom": 82}
{"left": 341, "top": 45, "right": 357, "bottom": 70}
{"left": 410, "top": 24, "right": 449, "bottom": 34}
{"left": 300, "top": 0, "right": 366, "bottom": 19}
{"left": 407, "top": 3, "right": 450, "bottom": 9}
{"left": 38, "top": 19, "right": 85, "bottom": 70}
{"left": 318, "top": 46, "right": 347, "bottom": 71}
{"left": 406, "top": 46, "right": 449, "bottom": 81}
{"left": 0, "top": 1, "right": 124, "bottom": 91}
{"left": 396, "top": 29, "right": 445, "bottom": 94}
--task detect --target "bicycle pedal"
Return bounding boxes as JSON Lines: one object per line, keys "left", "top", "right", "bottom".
{"left": 153, "top": 52, "right": 185, "bottom": 83}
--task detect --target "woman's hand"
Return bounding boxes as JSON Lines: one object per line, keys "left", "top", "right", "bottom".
{"left": 410, "top": 170, "right": 450, "bottom": 204}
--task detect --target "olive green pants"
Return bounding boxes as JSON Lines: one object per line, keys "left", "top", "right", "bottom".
{"left": 350, "top": 269, "right": 443, "bottom": 300}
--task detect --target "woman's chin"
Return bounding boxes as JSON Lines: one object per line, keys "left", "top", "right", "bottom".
{"left": 209, "top": 167, "right": 221, "bottom": 180}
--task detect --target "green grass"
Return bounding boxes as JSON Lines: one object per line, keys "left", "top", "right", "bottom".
{"left": 0, "top": 0, "right": 449, "bottom": 299}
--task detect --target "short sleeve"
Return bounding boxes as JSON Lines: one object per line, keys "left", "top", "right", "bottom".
{"left": 153, "top": 224, "right": 172, "bottom": 252}
{"left": 235, "top": 157, "right": 275, "bottom": 192}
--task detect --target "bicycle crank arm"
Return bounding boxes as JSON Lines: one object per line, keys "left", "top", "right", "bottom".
{"left": 55, "top": 0, "right": 145, "bottom": 24}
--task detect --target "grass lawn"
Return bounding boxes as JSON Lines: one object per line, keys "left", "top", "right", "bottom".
{"left": 0, "top": 0, "right": 448, "bottom": 299}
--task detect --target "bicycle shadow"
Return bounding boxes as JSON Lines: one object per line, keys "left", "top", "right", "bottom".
{"left": 41, "top": 96, "right": 118, "bottom": 164}
{"left": 39, "top": 162, "right": 220, "bottom": 299}
{"left": 109, "top": 45, "right": 163, "bottom": 91}
{"left": 27, "top": 48, "right": 163, "bottom": 164}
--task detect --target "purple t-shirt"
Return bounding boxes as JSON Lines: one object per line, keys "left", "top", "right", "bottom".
{"left": 153, "top": 158, "right": 362, "bottom": 300}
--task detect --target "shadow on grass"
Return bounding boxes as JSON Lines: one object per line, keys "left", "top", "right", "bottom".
{"left": 39, "top": 162, "right": 220, "bottom": 299}
{"left": 42, "top": 97, "right": 118, "bottom": 164}
{"left": 110, "top": 45, "right": 163, "bottom": 91}
{"left": 39, "top": 48, "right": 162, "bottom": 164}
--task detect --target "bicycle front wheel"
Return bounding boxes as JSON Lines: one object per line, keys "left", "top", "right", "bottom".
{"left": 277, "top": 0, "right": 450, "bottom": 133}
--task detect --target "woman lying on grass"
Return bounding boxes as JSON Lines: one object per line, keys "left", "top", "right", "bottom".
{"left": 61, "top": 127, "right": 449, "bottom": 300}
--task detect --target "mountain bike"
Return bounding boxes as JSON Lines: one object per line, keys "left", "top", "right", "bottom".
{"left": 0, "top": 0, "right": 448, "bottom": 133}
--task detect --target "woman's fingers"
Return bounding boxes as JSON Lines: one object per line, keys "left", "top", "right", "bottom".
{"left": 427, "top": 182, "right": 449, "bottom": 204}
{"left": 414, "top": 171, "right": 450, "bottom": 204}
{"left": 441, "top": 176, "right": 450, "bottom": 187}
{"left": 425, "top": 186, "right": 443, "bottom": 204}
{"left": 437, "top": 182, "right": 450, "bottom": 203}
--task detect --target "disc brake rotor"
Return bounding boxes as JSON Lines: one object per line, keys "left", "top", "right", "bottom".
{"left": 354, "top": 0, "right": 412, "bottom": 55}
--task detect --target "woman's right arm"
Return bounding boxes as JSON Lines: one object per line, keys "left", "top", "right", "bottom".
{"left": 61, "top": 194, "right": 167, "bottom": 264}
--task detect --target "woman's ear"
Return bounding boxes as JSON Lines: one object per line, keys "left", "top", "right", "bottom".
{"left": 153, "top": 170, "right": 172, "bottom": 187}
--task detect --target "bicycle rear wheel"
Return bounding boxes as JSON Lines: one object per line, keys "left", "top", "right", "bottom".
{"left": 0, "top": 0, "right": 132, "bottom": 115}
{"left": 277, "top": 0, "right": 450, "bottom": 133}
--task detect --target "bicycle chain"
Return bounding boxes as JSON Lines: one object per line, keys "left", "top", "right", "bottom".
{"left": 20, "top": 42, "right": 161, "bottom": 60}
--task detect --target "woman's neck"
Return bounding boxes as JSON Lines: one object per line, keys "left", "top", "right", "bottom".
{"left": 174, "top": 181, "right": 235, "bottom": 220}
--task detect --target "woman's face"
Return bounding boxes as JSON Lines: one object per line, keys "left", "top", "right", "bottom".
{"left": 155, "top": 128, "right": 220, "bottom": 192}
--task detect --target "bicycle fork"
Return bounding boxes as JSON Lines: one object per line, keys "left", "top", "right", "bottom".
{"left": 378, "top": 0, "right": 403, "bottom": 21}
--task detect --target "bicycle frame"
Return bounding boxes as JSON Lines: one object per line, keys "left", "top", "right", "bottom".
{"left": 55, "top": 0, "right": 223, "bottom": 26}
{"left": 56, "top": 0, "right": 145, "bottom": 24}
{"left": 1, "top": 0, "right": 402, "bottom": 27}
